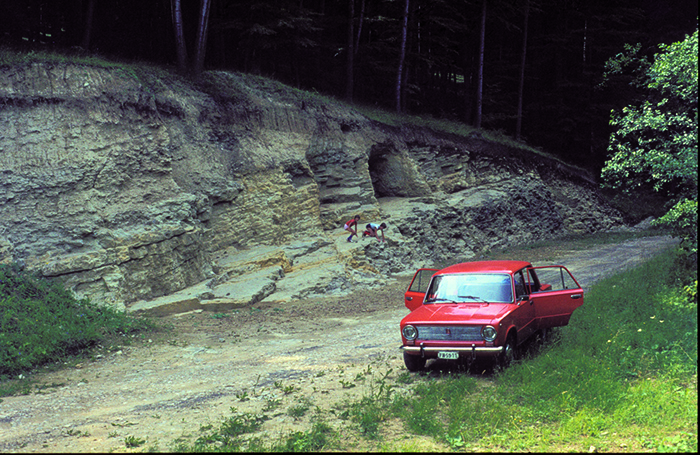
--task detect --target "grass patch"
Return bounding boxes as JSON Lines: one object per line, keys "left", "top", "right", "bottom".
{"left": 174, "top": 408, "right": 337, "bottom": 452}
{"left": 0, "top": 263, "right": 155, "bottom": 393}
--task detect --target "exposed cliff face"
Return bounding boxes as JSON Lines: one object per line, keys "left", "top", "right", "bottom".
{"left": 0, "top": 63, "right": 624, "bottom": 312}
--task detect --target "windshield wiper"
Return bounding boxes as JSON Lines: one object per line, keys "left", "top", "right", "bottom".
{"left": 425, "top": 297, "right": 459, "bottom": 304}
{"left": 458, "top": 295, "right": 490, "bottom": 304}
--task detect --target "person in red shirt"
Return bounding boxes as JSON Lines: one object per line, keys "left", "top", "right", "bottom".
{"left": 344, "top": 215, "right": 361, "bottom": 242}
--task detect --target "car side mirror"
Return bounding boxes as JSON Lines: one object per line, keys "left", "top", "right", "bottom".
{"left": 517, "top": 294, "right": 530, "bottom": 305}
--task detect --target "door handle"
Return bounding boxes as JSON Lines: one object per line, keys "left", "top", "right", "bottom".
{"left": 571, "top": 294, "right": 582, "bottom": 299}
{"left": 406, "top": 296, "right": 413, "bottom": 301}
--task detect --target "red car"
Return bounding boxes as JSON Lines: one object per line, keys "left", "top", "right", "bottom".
{"left": 400, "top": 260, "right": 584, "bottom": 371}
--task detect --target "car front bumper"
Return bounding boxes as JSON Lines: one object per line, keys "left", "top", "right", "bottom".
{"left": 401, "top": 344, "right": 504, "bottom": 358}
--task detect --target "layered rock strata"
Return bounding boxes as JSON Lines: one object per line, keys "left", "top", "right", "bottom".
{"left": 0, "top": 63, "right": 623, "bottom": 313}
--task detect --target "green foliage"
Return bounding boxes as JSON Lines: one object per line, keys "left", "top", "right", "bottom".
{"left": 602, "top": 30, "right": 698, "bottom": 254}
{"left": 176, "top": 408, "right": 336, "bottom": 452}
{"left": 277, "top": 422, "right": 336, "bottom": 452}
{"left": 124, "top": 435, "right": 146, "bottom": 448}
{"left": 287, "top": 398, "right": 312, "bottom": 419}
{"left": 655, "top": 198, "right": 698, "bottom": 254}
{"left": 219, "top": 409, "right": 268, "bottom": 438}
{"left": 0, "top": 263, "right": 153, "bottom": 378}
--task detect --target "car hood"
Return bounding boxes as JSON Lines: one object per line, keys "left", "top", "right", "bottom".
{"left": 401, "top": 302, "right": 512, "bottom": 325}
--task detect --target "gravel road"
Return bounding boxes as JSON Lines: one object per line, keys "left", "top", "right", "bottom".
{"left": 0, "top": 235, "right": 678, "bottom": 453}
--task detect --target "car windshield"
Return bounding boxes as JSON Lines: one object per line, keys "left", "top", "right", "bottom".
{"left": 425, "top": 273, "right": 513, "bottom": 304}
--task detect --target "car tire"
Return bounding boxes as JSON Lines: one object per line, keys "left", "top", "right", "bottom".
{"left": 403, "top": 352, "right": 426, "bottom": 372}
{"left": 499, "top": 332, "right": 517, "bottom": 368}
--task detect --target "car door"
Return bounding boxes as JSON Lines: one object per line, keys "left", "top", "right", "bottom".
{"left": 404, "top": 268, "right": 438, "bottom": 311}
{"left": 512, "top": 269, "right": 537, "bottom": 342}
{"left": 527, "top": 266, "right": 584, "bottom": 328}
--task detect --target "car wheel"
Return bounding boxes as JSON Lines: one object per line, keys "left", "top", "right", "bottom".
{"left": 499, "top": 332, "right": 517, "bottom": 368}
{"left": 403, "top": 351, "right": 426, "bottom": 372}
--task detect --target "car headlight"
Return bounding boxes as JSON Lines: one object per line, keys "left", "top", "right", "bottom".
{"left": 482, "top": 325, "right": 497, "bottom": 342}
{"left": 402, "top": 325, "right": 418, "bottom": 340}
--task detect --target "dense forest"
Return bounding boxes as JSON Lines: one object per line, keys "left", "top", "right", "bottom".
{"left": 0, "top": 0, "right": 697, "bottom": 173}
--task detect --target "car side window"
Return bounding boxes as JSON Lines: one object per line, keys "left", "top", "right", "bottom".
{"left": 408, "top": 269, "right": 435, "bottom": 293}
{"left": 514, "top": 271, "right": 527, "bottom": 298}
{"left": 530, "top": 266, "right": 579, "bottom": 291}
{"left": 525, "top": 268, "right": 540, "bottom": 293}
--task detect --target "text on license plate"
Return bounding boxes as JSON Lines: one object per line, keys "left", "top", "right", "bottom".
{"left": 437, "top": 351, "right": 459, "bottom": 360}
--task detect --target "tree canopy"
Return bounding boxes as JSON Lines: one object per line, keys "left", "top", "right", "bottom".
{"left": 602, "top": 30, "right": 698, "bottom": 254}
{"left": 0, "top": 0, "right": 696, "bottom": 174}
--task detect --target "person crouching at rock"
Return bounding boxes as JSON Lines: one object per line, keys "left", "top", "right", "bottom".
{"left": 344, "top": 214, "right": 361, "bottom": 242}
{"left": 365, "top": 222, "right": 387, "bottom": 243}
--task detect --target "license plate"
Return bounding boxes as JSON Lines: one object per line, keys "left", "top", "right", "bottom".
{"left": 437, "top": 351, "right": 459, "bottom": 360}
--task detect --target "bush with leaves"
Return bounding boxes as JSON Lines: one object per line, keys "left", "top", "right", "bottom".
{"left": 601, "top": 30, "right": 698, "bottom": 255}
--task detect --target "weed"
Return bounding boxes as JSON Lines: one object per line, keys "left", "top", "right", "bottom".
{"left": 219, "top": 408, "right": 268, "bottom": 437}
{"left": 396, "top": 371, "right": 415, "bottom": 384}
{"left": 274, "top": 380, "right": 297, "bottom": 395}
{"left": 235, "top": 390, "right": 250, "bottom": 401}
{"left": 263, "top": 398, "right": 281, "bottom": 411}
{"left": 110, "top": 421, "right": 136, "bottom": 428}
{"left": 124, "top": 435, "right": 145, "bottom": 448}
{"left": 277, "top": 421, "right": 337, "bottom": 452}
{"left": 339, "top": 378, "right": 356, "bottom": 389}
{"left": 288, "top": 398, "right": 312, "bottom": 419}
{"left": 64, "top": 429, "right": 90, "bottom": 437}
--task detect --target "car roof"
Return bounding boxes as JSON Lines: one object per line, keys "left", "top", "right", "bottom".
{"left": 438, "top": 260, "right": 532, "bottom": 275}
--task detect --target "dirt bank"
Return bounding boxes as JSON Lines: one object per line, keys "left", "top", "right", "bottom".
{"left": 0, "top": 235, "right": 678, "bottom": 453}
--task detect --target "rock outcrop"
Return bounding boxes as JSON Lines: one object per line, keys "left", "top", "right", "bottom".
{"left": 0, "top": 63, "right": 624, "bottom": 314}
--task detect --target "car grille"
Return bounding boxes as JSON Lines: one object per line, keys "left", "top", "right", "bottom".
{"left": 417, "top": 325, "right": 483, "bottom": 341}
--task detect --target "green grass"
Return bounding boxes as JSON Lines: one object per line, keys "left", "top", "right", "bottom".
{"left": 0, "top": 263, "right": 155, "bottom": 393}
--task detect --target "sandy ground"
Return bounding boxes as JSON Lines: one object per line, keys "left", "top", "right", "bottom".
{"left": 0, "top": 235, "right": 678, "bottom": 452}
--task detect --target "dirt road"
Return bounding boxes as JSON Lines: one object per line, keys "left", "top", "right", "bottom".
{"left": 0, "top": 235, "right": 678, "bottom": 452}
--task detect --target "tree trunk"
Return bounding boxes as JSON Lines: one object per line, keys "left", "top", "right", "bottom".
{"left": 346, "top": 0, "right": 355, "bottom": 102}
{"left": 81, "top": 0, "right": 95, "bottom": 50}
{"left": 515, "top": 0, "right": 529, "bottom": 141}
{"left": 354, "top": 0, "right": 365, "bottom": 55}
{"left": 193, "top": 0, "right": 212, "bottom": 77}
{"left": 171, "top": 0, "right": 188, "bottom": 75}
{"left": 475, "top": 0, "right": 486, "bottom": 129}
{"left": 396, "top": 0, "right": 410, "bottom": 113}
